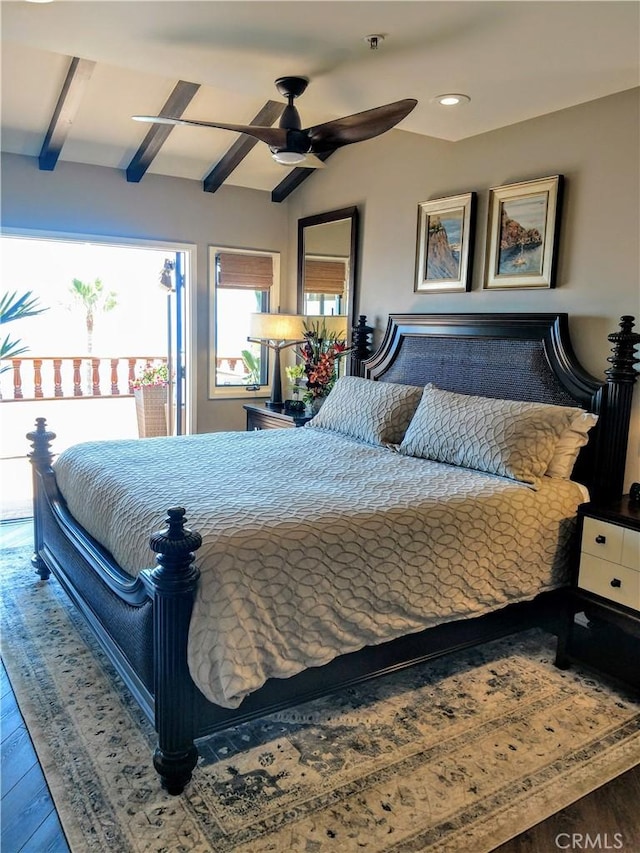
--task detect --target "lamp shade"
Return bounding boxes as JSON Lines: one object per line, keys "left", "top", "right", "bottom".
{"left": 249, "top": 313, "right": 305, "bottom": 342}
{"left": 303, "top": 314, "right": 349, "bottom": 339}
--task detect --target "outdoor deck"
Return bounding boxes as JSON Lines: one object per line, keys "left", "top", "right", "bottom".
{"left": 1, "top": 396, "right": 139, "bottom": 520}
{"left": 0, "top": 354, "right": 165, "bottom": 520}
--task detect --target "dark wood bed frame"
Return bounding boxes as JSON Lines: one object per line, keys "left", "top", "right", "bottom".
{"left": 27, "top": 313, "right": 639, "bottom": 794}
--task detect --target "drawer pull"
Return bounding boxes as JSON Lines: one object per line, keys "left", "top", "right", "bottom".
{"left": 595, "top": 535, "right": 607, "bottom": 544}
{"left": 610, "top": 578, "right": 622, "bottom": 588}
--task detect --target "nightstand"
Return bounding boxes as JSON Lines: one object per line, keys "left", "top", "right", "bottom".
{"left": 244, "top": 404, "right": 312, "bottom": 431}
{"left": 555, "top": 496, "right": 640, "bottom": 687}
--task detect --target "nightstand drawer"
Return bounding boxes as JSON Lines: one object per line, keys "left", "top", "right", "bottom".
{"left": 578, "top": 553, "right": 640, "bottom": 610}
{"left": 582, "top": 517, "right": 624, "bottom": 564}
{"left": 621, "top": 526, "right": 640, "bottom": 570}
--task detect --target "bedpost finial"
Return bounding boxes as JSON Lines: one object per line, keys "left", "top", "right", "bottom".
{"left": 165, "top": 506, "right": 189, "bottom": 538}
{"left": 149, "top": 507, "right": 202, "bottom": 583}
{"left": 27, "top": 418, "right": 57, "bottom": 467}
{"left": 605, "top": 315, "right": 640, "bottom": 384}
{"left": 351, "top": 315, "right": 375, "bottom": 377}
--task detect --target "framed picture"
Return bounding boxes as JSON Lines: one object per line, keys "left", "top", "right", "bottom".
{"left": 414, "top": 192, "right": 475, "bottom": 293}
{"left": 484, "top": 175, "right": 563, "bottom": 290}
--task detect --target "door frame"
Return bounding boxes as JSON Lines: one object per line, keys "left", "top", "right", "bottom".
{"left": 0, "top": 226, "right": 198, "bottom": 433}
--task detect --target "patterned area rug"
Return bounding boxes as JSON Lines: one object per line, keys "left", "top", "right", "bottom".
{"left": 1, "top": 542, "right": 639, "bottom": 853}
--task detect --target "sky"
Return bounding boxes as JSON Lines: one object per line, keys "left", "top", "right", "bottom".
{"left": 1, "top": 236, "right": 171, "bottom": 358}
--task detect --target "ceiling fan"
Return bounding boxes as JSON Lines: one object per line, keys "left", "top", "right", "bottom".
{"left": 133, "top": 76, "right": 417, "bottom": 168}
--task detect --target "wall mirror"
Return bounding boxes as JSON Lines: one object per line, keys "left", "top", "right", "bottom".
{"left": 297, "top": 206, "right": 359, "bottom": 340}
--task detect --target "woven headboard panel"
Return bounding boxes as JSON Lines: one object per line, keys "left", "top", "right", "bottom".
{"left": 364, "top": 313, "right": 639, "bottom": 503}
{"left": 377, "top": 335, "right": 579, "bottom": 406}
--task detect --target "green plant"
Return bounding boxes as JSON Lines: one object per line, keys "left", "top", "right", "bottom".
{"left": 0, "top": 290, "right": 47, "bottom": 372}
{"left": 285, "top": 362, "right": 305, "bottom": 399}
{"left": 68, "top": 277, "right": 118, "bottom": 393}
{"left": 241, "top": 349, "right": 261, "bottom": 385}
{"left": 68, "top": 277, "right": 118, "bottom": 355}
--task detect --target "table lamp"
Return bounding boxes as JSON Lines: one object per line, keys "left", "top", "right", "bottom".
{"left": 248, "top": 313, "right": 305, "bottom": 410}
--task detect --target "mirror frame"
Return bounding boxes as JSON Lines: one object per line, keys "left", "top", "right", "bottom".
{"left": 296, "top": 206, "right": 359, "bottom": 342}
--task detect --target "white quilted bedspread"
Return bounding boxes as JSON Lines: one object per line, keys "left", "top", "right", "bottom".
{"left": 53, "top": 427, "right": 585, "bottom": 708}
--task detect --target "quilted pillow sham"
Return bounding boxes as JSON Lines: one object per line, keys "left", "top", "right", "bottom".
{"left": 307, "top": 376, "right": 424, "bottom": 446}
{"left": 399, "top": 386, "right": 579, "bottom": 487}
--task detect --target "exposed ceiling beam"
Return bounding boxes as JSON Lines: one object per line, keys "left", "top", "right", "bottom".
{"left": 126, "top": 80, "right": 201, "bottom": 183}
{"left": 203, "top": 100, "right": 285, "bottom": 194}
{"left": 39, "top": 57, "right": 96, "bottom": 171}
{"left": 270, "top": 150, "right": 336, "bottom": 203}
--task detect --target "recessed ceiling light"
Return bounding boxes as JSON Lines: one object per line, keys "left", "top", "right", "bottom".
{"left": 432, "top": 94, "right": 471, "bottom": 107}
{"left": 25, "top": 1, "right": 55, "bottom": 4}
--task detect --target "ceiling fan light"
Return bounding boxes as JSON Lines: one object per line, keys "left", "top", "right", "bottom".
{"left": 271, "top": 150, "right": 307, "bottom": 166}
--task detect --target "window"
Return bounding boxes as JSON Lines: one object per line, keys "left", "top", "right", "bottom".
{"left": 209, "top": 248, "right": 280, "bottom": 398}
{"left": 302, "top": 256, "right": 347, "bottom": 317}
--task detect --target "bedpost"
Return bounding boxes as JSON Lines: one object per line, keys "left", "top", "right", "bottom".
{"left": 145, "top": 507, "right": 202, "bottom": 795}
{"left": 27, "top": 418, "right": 56, "bottom": 579}
{"left": 594, "top": 316, "right": 640, "bottom": 503}
{"left": 350, "top": 315, "right": 374, "bottom": 377}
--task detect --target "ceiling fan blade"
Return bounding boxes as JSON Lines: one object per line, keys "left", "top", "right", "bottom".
{"left": 306, "top": 99, "right": 417, "bottom": 152}
{"left": 132, "top": 115, "right": 287, "bottom": 147}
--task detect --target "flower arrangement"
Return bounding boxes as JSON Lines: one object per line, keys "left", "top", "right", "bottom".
{"left": 132, "top": 362, "right": 169, "bottom": 390}
{"left": 298, "top": 319, "right": 348, "bottom": 405}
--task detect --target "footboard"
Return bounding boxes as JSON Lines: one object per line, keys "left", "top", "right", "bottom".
{"left": 28, "top": 419, "right": 204, "bottom": 794}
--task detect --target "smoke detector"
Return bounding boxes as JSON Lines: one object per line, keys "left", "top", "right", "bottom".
{"left": 363, "top": 34, "right": 385, "bottom": 50}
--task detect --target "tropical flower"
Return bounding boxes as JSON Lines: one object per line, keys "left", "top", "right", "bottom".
{"left": 298, "top": 320, "right": 349, "bottom": 404}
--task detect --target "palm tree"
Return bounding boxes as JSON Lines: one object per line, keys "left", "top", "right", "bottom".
{"left": 0, "top": 290, "right": 47, "bottom": 374}
{"left": 69, "top": 277, "right": 118, "bottom": 354}
{"left": 68, "top": 278, "right": 117, "bottom": 392}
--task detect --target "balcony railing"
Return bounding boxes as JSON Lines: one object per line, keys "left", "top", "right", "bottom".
{"left": 0, "top": 356, "right": 168, "bottom": 401}
{"left": 0, "top": 355, "right": 251, "bottom": 401}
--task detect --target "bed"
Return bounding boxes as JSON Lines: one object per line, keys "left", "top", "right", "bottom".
{"left": 27, "top": 313, "right": 639, "bottom": 794}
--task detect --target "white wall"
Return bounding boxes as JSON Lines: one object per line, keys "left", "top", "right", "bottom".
{"left": 0, "top": 154, "right": 289, "bottom": 432}
{"left": 289, "top": 89, "right": 640, "bottom": 488}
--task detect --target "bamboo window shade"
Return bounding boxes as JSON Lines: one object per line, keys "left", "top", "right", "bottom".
{"left": 303, "top": 259, "right": 347, "bottom": 295}
{"left": 217, "top": 252, "right": 274, "bottom": 290}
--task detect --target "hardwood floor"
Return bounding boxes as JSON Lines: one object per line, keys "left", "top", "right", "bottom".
{"left": 1, "top": 659, "right": 70, "bottom": 853}
{"left": 1, "top": 519, "right": 638, "bottom": 852}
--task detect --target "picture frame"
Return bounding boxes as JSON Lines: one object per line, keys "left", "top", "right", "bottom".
{"left": 414, "top": 192, "right": 475, "bottom": 293}
{"left": 484, "top": 175, "right": 563, "bottom": 290}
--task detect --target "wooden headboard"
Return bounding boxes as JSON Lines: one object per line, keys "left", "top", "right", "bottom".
{"left": 363, "top": 313, "right": 639, "bottom": 504}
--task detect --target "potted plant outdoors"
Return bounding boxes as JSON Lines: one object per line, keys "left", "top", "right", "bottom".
{"left": 132, "top": 362, "right": 169, "bottom": 438}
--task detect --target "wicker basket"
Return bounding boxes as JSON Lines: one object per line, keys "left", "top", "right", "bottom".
{"left": 134, "top": 385, "right": 168, "bottom": 438}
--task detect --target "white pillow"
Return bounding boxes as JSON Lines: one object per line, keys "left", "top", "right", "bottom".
{"left": 545, "top": 411, "right": 598, "bottom": 479}
{"left": 399, "top": 386, "right": 579, "bottom": 488}
{"left": 307, "top": 376, "right": 424, "bottom": 446}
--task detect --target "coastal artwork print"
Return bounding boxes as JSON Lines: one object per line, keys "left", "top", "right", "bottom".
{"left": 415, "top": 193, "right": 475, "bottom": 293}
{"left": 484, "top": 176, "right": 563, "bottom": 289}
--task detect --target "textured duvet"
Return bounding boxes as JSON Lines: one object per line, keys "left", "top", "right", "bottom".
{"left": 53, "top": 427, "right": 586, "bottom": 708}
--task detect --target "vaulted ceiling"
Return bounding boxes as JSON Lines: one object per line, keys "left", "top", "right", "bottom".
{"left": 1, "top": 1, "right": 638, "bottom": 202}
